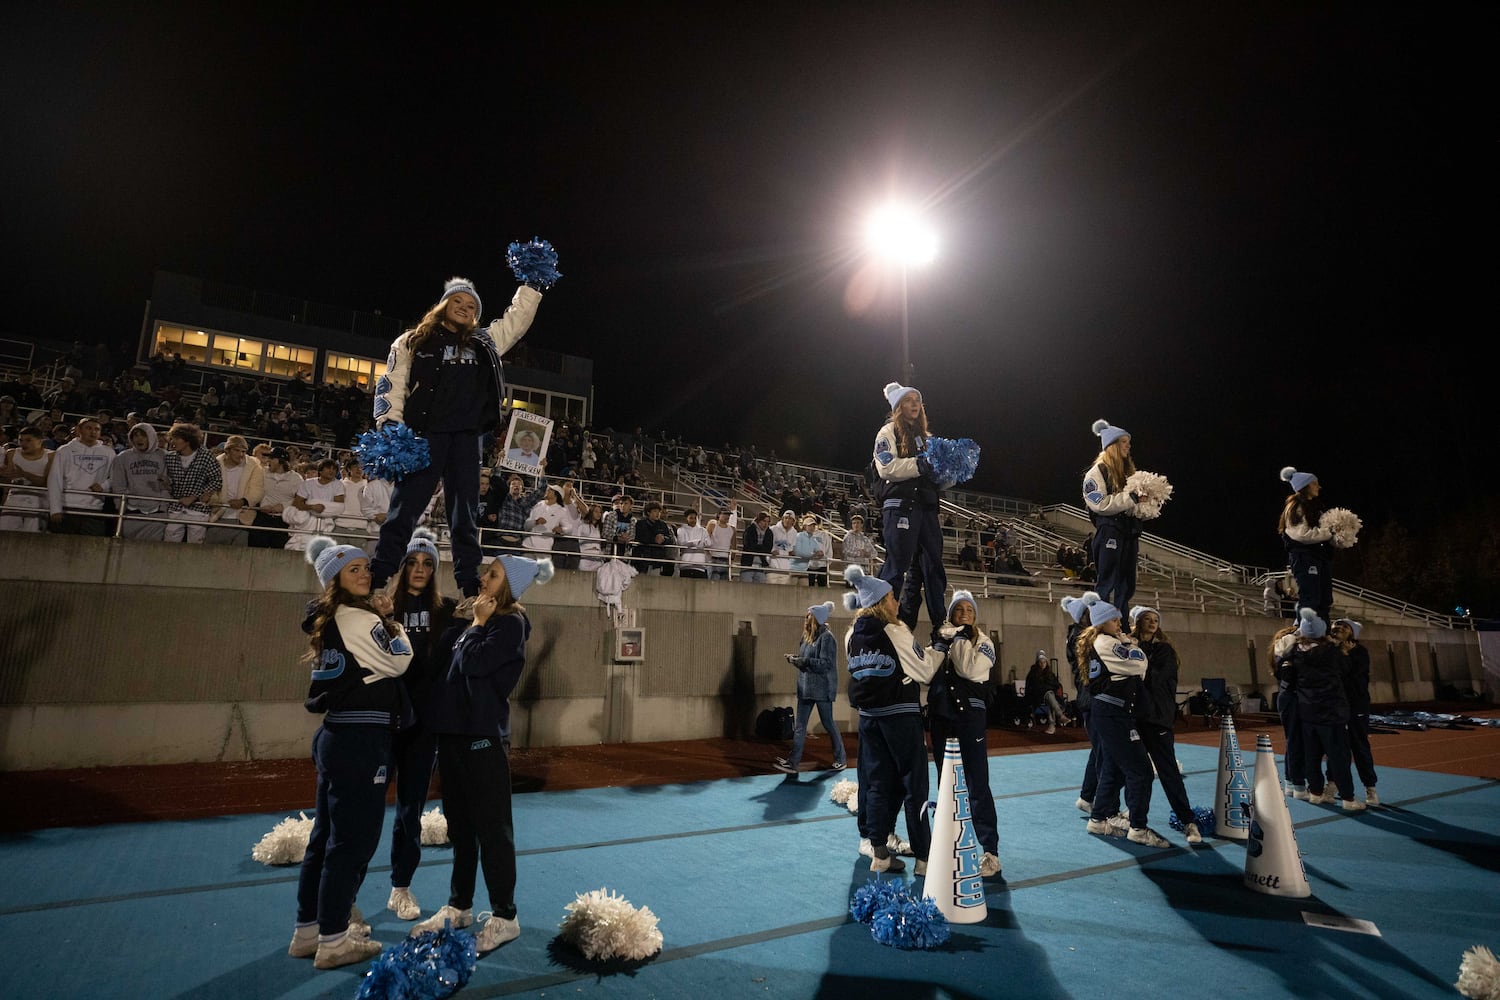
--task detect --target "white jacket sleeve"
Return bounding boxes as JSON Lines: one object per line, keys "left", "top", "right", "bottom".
{"left": 884, "top": 620, "right": 945, "bottom": 684}
{"left": 874, "top": 425, "right": 920, "bottom": 483}
{"left": 1093, "top": 633, "right": 1148, "bottom": 680}
{"left": 335, "top": 606, "right": 413, "bottom": 681}
{"left": 946, "top": 629, "right": 997, "bottom": 683}
{"left": 1284, "top": 521, "right": 1333, "bottom": 544}
{"left": 373, "top": 333, "right": 412, "bottom": 428}
{"left": 485, "top": 285, "right": 544, "bottom": 355}
{"left": 1082, "top": 462, "right": 1137, "bottom": 517}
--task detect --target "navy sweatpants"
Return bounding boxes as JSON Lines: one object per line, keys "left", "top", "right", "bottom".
{"left": 437, "top": 734, "right": 518, "bottom": 918}
{"left": 929, "top": 710, "right": 997, "bottom": 855}
{"left": 389, "top": 725, "right": 438, "bottom": 889}
{"left": 296, "top": 725, "right": 393, "bottom": 934}
{"left": 858, "top": 713, "right": 932, "bottom": 861}
{"left": 1089, "top": 700, "right": 1154, "bottom": 829}
{"left": 1288, "top": 549, "right": 1332, "bottom": 628}
{"left": 879, "top": 504, "right": 947, "bottom": 634}
{"left": 1278, "top": 686, "right": 1305, "bottom": 788}
{"left": 1091, "top": 522, "right": 1138, "bottom": 618}
{"left": 371, "top": 430, "right": 483, "bottom": 594}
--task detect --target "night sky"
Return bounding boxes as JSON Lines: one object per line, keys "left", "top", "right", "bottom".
{"left": 2, "top": 3, "right": 1488, "bottom": 572}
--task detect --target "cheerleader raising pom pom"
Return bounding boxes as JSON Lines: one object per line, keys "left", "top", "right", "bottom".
{"left": 1124, "top": 470, "right": 1173, "bottom": 520}
{"left": 1320, "top": 507, "right": 1363, "bottom": 549}
{"left": 506, "top": 238, "right": 563, "bottom": 289}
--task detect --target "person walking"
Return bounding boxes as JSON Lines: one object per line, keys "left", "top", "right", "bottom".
{"left": 774, "top": 602, "right": 847, "bottom": 774}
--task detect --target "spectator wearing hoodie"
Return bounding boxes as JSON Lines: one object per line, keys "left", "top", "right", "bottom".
{"left": 46, "top": 416, "right": 115, "bottom": 536}
{"left": 109, "top": 423, "right": 172, "bottom": 540}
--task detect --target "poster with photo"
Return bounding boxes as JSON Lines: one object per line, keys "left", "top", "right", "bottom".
{"left": 499, "top": 411, "right": 553, "bottom": 478}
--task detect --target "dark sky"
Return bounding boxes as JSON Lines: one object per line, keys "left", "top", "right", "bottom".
{"left": 2, "top": 2, "right": 1488, "bottom": 570}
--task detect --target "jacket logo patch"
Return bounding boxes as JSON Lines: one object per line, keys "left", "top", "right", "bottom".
{"left": 1105, "top": 538, "right": 1117, "bottom": 550}
{"left": 1307, "top": 566, "right": 1318, "bottom": 575}
{"left": 311, "top": 649, "right": 345, "bottom": 681}
{"left": 373, "top": 765, "right": 388, "bottom": 785}
{"left": 371, "top": 622, "right": 411, "bottom": 656}
{"left": 471, "top": 738, "right": 492, "bottom": 751}
{"left": 897, "top": 517, "right": 909, "bottom": 530}
{"left": 875, "top": 440, "right": 894, "bottom": 466}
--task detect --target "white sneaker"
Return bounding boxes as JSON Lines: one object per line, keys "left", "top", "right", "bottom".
{"left": 1341, "top": 798, "right": 1368, "bottom": 812}
{"left": 1076, "top": 797, "right": 1092, "bottom": 813}
{"left": 288, "top": 923, "right": 318, "bottom": 958}
{"left": 1365, "top": 787, "right": 1380, "bottom": 806}
{"left": 886, "top": 834, "right": 913, "bottom": 856}
{"left": 388, "top": 886, "right": 421, "bottom": 920}
{"left": 313, "top": 932, "right": 382, "bottom": 969}
{"left": 1127, "top": 827, "right": 1170, "bottom": 848}
{"left": 1045, "top": 723, "right": 1056, "bottom": 735}
{"left": 1184, "top": 822, "right": 1203, "bottom": 845}
{"left": 474, "top": 912, "right": 520, "bottom": 953}
{"left": 913, "top": 859, "right": 928, "bottom": 876}
{"left": 1309, "top": 788, "right": 1337, "bottom": 805}
{"left": 1289, "top": 784, "right": 1310, "bottom": 800}
{"left": 1086, "top": 815, "right": 1128, "bottom": 838}
{"left": 348, "top": 905, "right": 370, "bottom": 938}
{"left": 870, "top": 845, "right": 905, "bottom": 874}
{"left": 857, "top": 838, "right": 874, "bottom": 858}
{"left": 979, "top": 852, "right": 1002, "bottom": 877}
{"left": 411, "top": 904, "right": 473, "bottom": 937}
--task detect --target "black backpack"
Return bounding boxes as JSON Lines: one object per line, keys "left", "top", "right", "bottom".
{"left": 755, "top": 706, "right": 794, "bottom": 740}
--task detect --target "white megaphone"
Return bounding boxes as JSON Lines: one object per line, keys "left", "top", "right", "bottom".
{"left": 1244, "top": 733, "right": 1312, "bottom": 898}
{"left": 1214, "top": 713, "right": 1252, "bottom": 841}
{"left": 922, "top": 737, "right": 988, "bottom": 924}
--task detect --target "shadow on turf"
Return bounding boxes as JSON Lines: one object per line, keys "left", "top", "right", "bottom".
{"left": 545, "top": 936, "right": 654, "bottom": 979}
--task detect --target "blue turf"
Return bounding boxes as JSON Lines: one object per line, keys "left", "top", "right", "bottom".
{"left": 1, "top": 746, "right": 1495, "bottom": 999}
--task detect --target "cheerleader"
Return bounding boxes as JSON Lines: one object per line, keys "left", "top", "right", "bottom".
{"left": 1062, "top": 594, "right": 1100, "bottom": 813}
{"left": 843, "top": 565, "right": 942, "bottom": 874}
{"left": 1279, "top": 466, "right": 1333, "bottom": 626}
{"left": 384, "top": 528, "right": 458, "bottom": 921}
{"left": 1078, "top": 595, "right": 1169, "bottom": 847}
{"left": 927, "top": 590, "right": 1002, "bottom": 877}
{"left": 1129, "top": 606, "right": 1201, "bottom": 843}
{"left": 873, "top": 382, "right": 948, "bottom": 637}
{"left": 1270, "top": 621, "right": 1306, "bottom": 797}
{"left": 411, "top": 554, "right": 553, "bottom": 953}
{"left": 1082, "top": 419, "right": 1142, "bottom": 617}
{"left": 1286, "top": 608, "right": 1365, "bottom": 811}
{"left": 370, "top": 276, "right": 543, "bottom": 598}
{"left": 290, "top": 538, "right": 412, "bottom": 969}
{"left": 1332, "top": 618, "right": 1378, "bottom": 805}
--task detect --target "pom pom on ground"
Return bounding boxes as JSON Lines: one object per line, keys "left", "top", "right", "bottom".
{"left": 1167, "top": 806, "right": 1217, "bottom": 838}
{"left": 354, "top": 925, "right": 477, "bottom": 1000}
{"left": 868, "top": 893, "right": 951, "bottom": 950}
{"left": 507, "top": 238, "right": 563, "bottom": 289}
{"left": 923, "top": 436, "right": 980, "bottom": 488}
{"left": 1125, "top": 470, "right": 1173, "bottom": 520}
{"left": 1457, "top": 945, "right": 1500, "bottom": 1000}
{"left": 251, "top": 811, "right": 313, "bottom": 866}
{"left": 557, "top": 888, "right": 663, "bottom": 962}
{"left": 1320, "top": 507, "right": 1363, "bottom": 549}
{"left": 830, "top": 778, "right": 858, "bottom": 807}
{"left": 357, "top": 424, "right": 432, "bottom": 482}
{"left": 849, "top": 878, "right": 901, "bottom": 923}
{"left": 420, "top": 807, "right": 449, "bottom": 846}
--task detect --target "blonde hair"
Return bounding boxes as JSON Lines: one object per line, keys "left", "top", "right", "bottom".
{"left": 885, "top": 405, "right": 930, "bottom": 459}
{"left": 1088, "top": 443, "right": 1135, "bottom": 495}
{"left": 855, "top": 600, "right": 897, "bottom": 625}
{"left": 406, "top": 296, "right": 478, "bottom": 351}
{"left": 303, "top": 578, "right": 389, "bottom": 664}
{"left": 1074, "top": 625, "right": 1105, "bottom": 671}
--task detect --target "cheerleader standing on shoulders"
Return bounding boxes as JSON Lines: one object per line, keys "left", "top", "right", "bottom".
{"left": 1082, "top": 419, "right": 1142, "bottom": 618}
{"left": 1286, "top": 609, "right": 1365, "bottom": 811}
{"left": 843, "top": 565, "right": 943, "bottom": 874}
{"left": 370, "top": 276, "right": 543, "bottom": 598}
{"left": 290, "top": 538, "right": 413, "bottom": 970}
{"left": 1063, "top": 594, "right": 1102, "bottom": 815}
{"left": 873, "top": 382, "right": 948, "bottom": 639}
{"left": 411, "top": 554, "right": 553, "bottom": 953}
{"left": 1333, "top": 618, "right": 1378, "bottom": 805}
{"left": 1129, "top": 606, "right": 1201, "bottom": 843}
{"left": 1278, "top": 466, "right": 1333, "bottom": 626}
{"left": 927, "top": 590, "right": 1002, "bottom": 877}
{"left": 1078, "top": 595, "right": 1169, "bottom": 847}
{"left": 384, "top": 528, "right": 458, "bottom": 921}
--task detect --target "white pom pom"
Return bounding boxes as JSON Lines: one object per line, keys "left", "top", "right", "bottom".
{"left": 251, "top": 812, "right": 314, "bottom": 866}
{"left": 843, "top": 564, "right": 865, "bottom": 585}
{"left": 1281, "top": 466, "right": 1298, "bottom": 483}
{"left": 830, "top": 778, "right": 858, "bottom": 805}
{"left": 420, "top": 806, "right": 449, "bottom": 846}
{"left": 1082, "top": 590, "right": 1101, "bottom": 603}
{"left": 1458, "top": 945, "right": 1500, "bottom": 1000}
{"left": 1125, "top": 470, "right": 1173, "bottom": 520}
{"left": 534, "top": 558, "right": 556, "bottom": 585}
{"left": 411, "top": 526, "right": 438, "bottom": 543}
{"left": 1299, "top": 608, "right": 1317, "bottom": 625}
{"left": 558, "top": 888, "right": 664, "bottom": 962}
{"left": 883, "top": 381, "right": 901, "bottom": 399}
{"left": 1319, "top": 507, "right": 1363, "bottom": 549}
{"left": 1092, "top": 419, "right": 1110, "bottom": 436}
{"left": 304, "top": 536, "right": 335, "bottom": 567}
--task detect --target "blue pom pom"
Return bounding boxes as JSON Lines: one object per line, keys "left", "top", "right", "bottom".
{"left": 356, "top": 424, "right": 431, "bottom": 482}
{"left": 1167, "top": 806, "right": 1217, "bottom": 837}
{"left": 869, "top": 894, "right": 950, "bottom": 950}
{"left": 507, "top": 237, "right": 562, "bottom": 289}
{"left": 923, "top": 436, "right": 980, "bottom": 488}
{"left": 849, "top": 878, "right": 901, "bottom": 923}
{"left": 355, "top": 926, "right": 478, "bottom": 1000}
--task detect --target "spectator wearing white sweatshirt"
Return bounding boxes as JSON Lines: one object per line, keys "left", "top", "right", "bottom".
{"left": 676, "top": 508, "right": 711, "bottom": 579}
{"left": 47, "top": 417, "right": 115, "bottom": 536}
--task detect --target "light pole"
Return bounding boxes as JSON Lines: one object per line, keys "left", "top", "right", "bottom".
{"left": 866, "top": 203, "right": 937, "bottom": 386}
